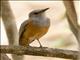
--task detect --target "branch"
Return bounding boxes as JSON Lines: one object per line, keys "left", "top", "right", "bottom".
{"left": 1, "top": 54, "right": 11, "bottom": 60}
{"left": 63, "top": 1, "right": 80, "bottom": 60}
{"left": 1, "top": 1, "right": 23, "bottom": 60}
{"left": 64, "top": 1, "right": 79, "bottom": 38}
{"left": 0, "top": 45, "right": 79, "bottom": 59}
{"left": 1, "top": 0, "right": 18, "bottom": 45}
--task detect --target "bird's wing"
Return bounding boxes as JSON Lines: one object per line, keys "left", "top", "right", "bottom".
{"left": 19, "top": 20, "right": 30, "bottom": 39}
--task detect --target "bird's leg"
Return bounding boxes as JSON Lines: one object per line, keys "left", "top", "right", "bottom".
{"left": 26, "top": 44, "right": 31, "bottom": 47}
{"left": 37, "top": 39, "right": 43, "bottom": 48}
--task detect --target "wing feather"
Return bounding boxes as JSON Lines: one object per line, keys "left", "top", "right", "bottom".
{"left": 19, "top": 20, "right": 30, "bottom": 39}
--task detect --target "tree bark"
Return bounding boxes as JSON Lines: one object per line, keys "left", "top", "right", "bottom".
{"left": 0, "top": 45, "right": 79, "bottom": 59}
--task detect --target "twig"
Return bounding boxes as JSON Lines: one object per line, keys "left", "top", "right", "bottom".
{"left": 0, "top": 45, "right": 79, "bottom": 59}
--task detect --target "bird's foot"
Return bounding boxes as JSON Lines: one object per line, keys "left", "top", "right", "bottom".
{"left": 26, "top": 45, "right": 32, "bottom": 48}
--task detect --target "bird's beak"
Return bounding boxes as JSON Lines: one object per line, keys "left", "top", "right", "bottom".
{"left": 38, "top": 8, "right": 49, "bottom": 13}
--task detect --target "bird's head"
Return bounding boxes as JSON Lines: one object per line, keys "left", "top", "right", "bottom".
{"left": 29, "top": 8, "right": 49, "bottom": 19}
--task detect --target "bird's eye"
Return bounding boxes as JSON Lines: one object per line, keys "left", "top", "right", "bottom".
{"left": 34, "top": 12, "right": 38, "bottom": 15}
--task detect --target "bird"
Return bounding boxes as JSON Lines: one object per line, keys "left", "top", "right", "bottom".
{"left": 19, "top": 8, "right": 50, "bottom": 47}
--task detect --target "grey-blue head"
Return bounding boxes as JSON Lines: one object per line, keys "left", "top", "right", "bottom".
{"left": 29, "top": 8, "right": 49, "bottom": 19}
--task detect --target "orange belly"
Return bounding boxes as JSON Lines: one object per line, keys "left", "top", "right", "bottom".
{"left": 19, "top": 21, "right": 49, "bottom": 46}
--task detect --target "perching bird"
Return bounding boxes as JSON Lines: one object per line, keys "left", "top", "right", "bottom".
{"left": 19, "top": 8, "right": 50, "bottom": 47}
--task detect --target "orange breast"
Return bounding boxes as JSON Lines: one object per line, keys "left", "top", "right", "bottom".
{"left": 24, "top": 21, "right": 49, "bottom": 38}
